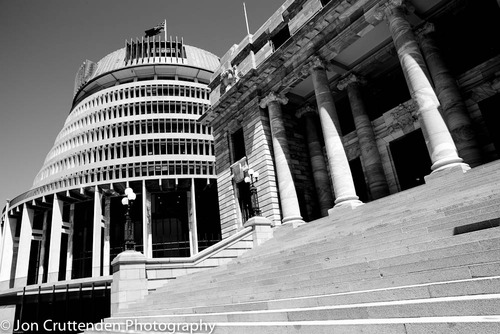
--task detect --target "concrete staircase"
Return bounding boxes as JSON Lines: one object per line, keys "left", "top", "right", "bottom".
{"left": 91, "top": 161, "right": 500, "bottom": 333}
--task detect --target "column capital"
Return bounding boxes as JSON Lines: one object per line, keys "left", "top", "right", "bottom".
{"left": 375, "top": 0, "right": 414, "bottom": 20}
{"left": 311, "top": 56, "right": 328, "bottom": 71}
{"left": 415, "top": 22, "right": 436, "bottom": 40}
{"left": 337, "top": 74, "right": 366, "bottom": 91}
{"left": 295, "top": 105, "right": 317, "bottom": 119}
{"left": 259, "top": 91, "right": 288, "bottom": 109}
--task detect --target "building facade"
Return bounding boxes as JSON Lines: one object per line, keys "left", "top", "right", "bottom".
{"left": 201, "top": 0, "right": 500, "bottom": 233}
{"left": 0, "top": 35, "right": 221, "bottom": 326}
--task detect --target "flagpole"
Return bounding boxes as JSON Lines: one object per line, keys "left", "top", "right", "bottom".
{"left": 164, "top": 19, "right": 167, "bottom": 43}
{"left": 243, "top": 3, "right": 250, "bottom": 36}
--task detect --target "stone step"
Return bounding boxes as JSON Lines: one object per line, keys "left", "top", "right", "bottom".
{"left": 236, "top": 193, "right": 500, "bottom": 262}
{"left": 283, "top": 194, "right": 500, "bottom": 243}
{"left": 147, "top": 226, "right": 500, "bottom": 299}
{"left": 145, "top": 226, "right": 498, "bottom": 300}
{"left": 204, "top": 231, "right": 499, "bottom": 291}
{"left": 85, "top": 317, "right": 500, "bottom": 334}
{"left": 223, "top": 215, "right": 500, "bottom": 277}
{"left": 139, "top": 240, "right": 500, "bottom": 309}
{"left": 113, "top": 294, "right": 500, "bottom": 325}
{"left": 163, "top": 202, "right": 500, "bottom": 290}
{"left": 144, "top": 256, "right": 500, "bottom": 310}
{"left": 117, "top": 275, "right": 500, "bottom": 317}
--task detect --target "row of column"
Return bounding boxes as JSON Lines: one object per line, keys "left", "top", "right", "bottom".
{"left": 0, "top": 198, "right": 75, "bottom": 289}
{"left": 0, "top": 178, "right": 202, "bottom": 288}
{"left": 259, "top": 0, "right": 480, "bottom": 225}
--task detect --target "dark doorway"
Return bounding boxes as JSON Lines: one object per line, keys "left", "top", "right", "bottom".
{"left": 478, "top": 93, "right": 500, "bottom": 156}
{"left": 71, "top": 200, "right": 94, "bottom": 279}
{"left": 195, "top": 179, "right": 221, "bottom": 252}
{"left": 390, "top": 129, "right": 432, "bottom": 191}
{"left": 151, "top": 192, "right": 189, "bottom": 257}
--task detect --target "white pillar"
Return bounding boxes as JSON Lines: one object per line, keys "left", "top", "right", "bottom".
{"left": 0, "top": 201, "right": 16, "bottom": 289}
{"left": 103, "top": 196, "right": 111, "bottom": 275}
{"left": 142, "top": 180, "right": 153, "bottom": 258}
{"left": 189, "top": 179, "right": 199, "bottom": 256}
{"left": 47, "top": 198, "right": 63, "bottom": 282}
{"left": 383, "top": 0, "right": 469, "bottom": 174}
{"left": 65, "top": 204, "right": 75, "bottom": 280}
{"left": 92, "top": 186, "right": 103, "bottom": 277}
{"left": 37, "top": 211, "right": 49, "bottom": 283}
{"left": 311, "top": 57, "right": 362, "bottom": 210}
{"left": 14, "top": 204, "right": 34, "bottom": 287}
{"left": 0, "top": 210, "right": 4, "bottom": 259}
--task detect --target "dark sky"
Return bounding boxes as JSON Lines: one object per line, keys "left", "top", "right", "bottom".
{"left": 0, "top": 0, "right": 285, "bottom": 205}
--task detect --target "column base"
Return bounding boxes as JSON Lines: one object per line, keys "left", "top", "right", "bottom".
{"left": 328, "top": 199, "right": 364, "bottom": 215}
{"left": 281, "top": 215, "right": 306, "bottom": 227}
{"left": 431, "top": 156, "right": 470, "bottom": 173}
{"left": 425, "top": 163, "right": 470, "bottom": 184}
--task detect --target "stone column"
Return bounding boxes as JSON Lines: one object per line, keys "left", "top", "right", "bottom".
{"left": 260, "top": 92, "right": 304, "bottom": 226}
{"left": 92, "top": 186, "right": 103, "bottom": 277}
{"left": 142, "top": 180, "right": 153, "bottom": 258}
{"left": 37, "top": 211, "right": 49, "bottom": 283}
{"left": 14, "top": 204, "right": 33, "bottom": 287}
{"left": 383, "top": 0, "right": 469, "bottom": 174}
{"left": 188, "top": 178, "right": 199, "bottom": 256}
{"left": 47, "top": 198, "right": 63, "bottom": 282}
{"left": 0, "top": 201, "right": 16, "bottom": 289}
{"left": 296, "top": 105, "right": 335, "bottom": 216}
{"left": 338, "top": 74, "right": 390, "bottom": 200}
{"left": 65, "top": 204, "right": 75, "bottom": 280}
{"left": 416, "top": 22, "right": 482, "bottom": 167}
{"left": 102, "top": 196, "right": 111, "bottom": 275}
{"left": 310, "top": 57, "right": 362, "bottom": 210}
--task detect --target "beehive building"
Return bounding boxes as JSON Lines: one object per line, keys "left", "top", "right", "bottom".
{"left": 0, "top": 34, "right": 222, "bottom": 325}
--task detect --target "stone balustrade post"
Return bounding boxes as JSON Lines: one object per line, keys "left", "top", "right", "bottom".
{"left": 110, "top": 250, "right": 148, "bottom": 316}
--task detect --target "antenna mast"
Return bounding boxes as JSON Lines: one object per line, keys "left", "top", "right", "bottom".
{"left": 243, "top": 3, "right": 250, "bottom": 35}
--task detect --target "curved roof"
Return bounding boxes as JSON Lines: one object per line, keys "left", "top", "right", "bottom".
{"left": 74, "top": 44, "right": 220, "bottom": 97}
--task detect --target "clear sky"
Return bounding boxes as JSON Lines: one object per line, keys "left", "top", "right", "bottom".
{"left": 0, "top": 0, "right": 285, "bottom": 206}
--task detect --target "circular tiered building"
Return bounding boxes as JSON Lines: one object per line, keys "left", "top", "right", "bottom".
{"left": 0, "top": 35, "right": 221, "bottom": 323}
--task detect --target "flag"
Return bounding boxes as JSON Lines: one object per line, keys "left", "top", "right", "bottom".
{"left": 144, "top": 21, "right": 165, "bottom": 37}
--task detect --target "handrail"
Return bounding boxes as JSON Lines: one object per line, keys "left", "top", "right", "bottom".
{"left": 0, "top": 275, "right": 113, "bottom": 297}
{"left": 146, "top": 227, "right": 253, "bottom": 267}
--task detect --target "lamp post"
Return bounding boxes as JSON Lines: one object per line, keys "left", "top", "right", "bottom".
{"left": 244, "top": 169, "right": 261, "bottom": 217}
{"left": 121, "top": 187, "right": 137, "bottom": 251}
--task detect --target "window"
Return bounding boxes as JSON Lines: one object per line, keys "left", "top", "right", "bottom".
{"left": 271, "top": 26, "right": 291, "bottom": 51}
{"left": 231, "top": 128, "right": 246, "bottom": 162}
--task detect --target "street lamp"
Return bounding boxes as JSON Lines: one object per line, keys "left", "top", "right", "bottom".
{"left": 244, "top": 168, "right": 261, "bottom": 217}
{"left": 121, "top": 187, "right": 137, "bottom": 251}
